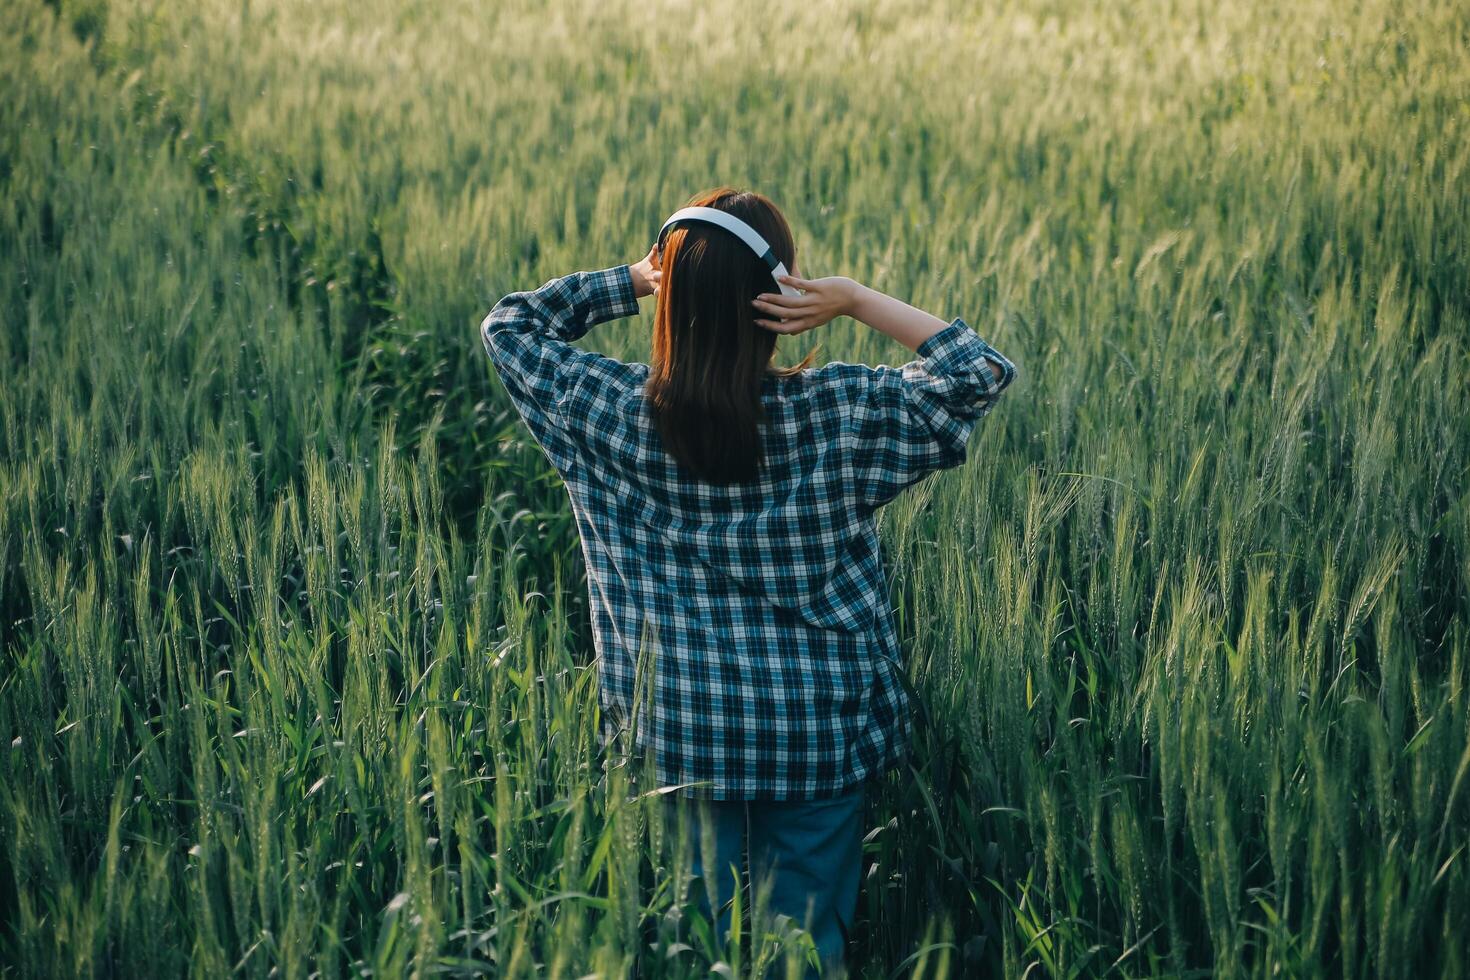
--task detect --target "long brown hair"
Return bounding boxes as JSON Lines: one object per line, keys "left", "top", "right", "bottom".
{"left": 646, "top": 187, "right": 819, "bottom": 484}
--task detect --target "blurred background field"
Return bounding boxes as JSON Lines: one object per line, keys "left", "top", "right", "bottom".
{"left": 2, "top": 0, "right": 1467, "bottom": 975}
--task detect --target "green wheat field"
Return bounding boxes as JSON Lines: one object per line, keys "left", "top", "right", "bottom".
{"left": 3, "top": 0, "right": 1467, "bottom": 976}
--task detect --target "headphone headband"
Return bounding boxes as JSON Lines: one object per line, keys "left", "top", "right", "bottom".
{"left": 656, "top": 206, "right": 802, "bottom": 296}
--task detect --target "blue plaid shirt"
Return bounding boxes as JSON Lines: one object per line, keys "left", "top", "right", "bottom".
{"left": 480, "top": 264, "right": 1016, "bottom": 799}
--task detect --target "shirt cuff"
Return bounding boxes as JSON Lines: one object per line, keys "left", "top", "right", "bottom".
{"left": 917, "top": 317, "right": 1016, "bottom": 388}
{"left": 586, "top": 264, "right": 642, "bottom": 326}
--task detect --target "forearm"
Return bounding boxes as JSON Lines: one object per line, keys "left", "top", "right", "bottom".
{"left": 483, "top": 265, "right": 640, "bottom": 345}
{"left": 847, "top": 283, "right": 952, "bottom": 352}
{"left": 847, "top": 283, "right": 1007, "bottom": 377}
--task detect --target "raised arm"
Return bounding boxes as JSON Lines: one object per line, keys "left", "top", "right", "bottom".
{"left": 753, "top": 271, "right": 1017, "bottom": 511}
{"left": 840, "top": 317, "right": 1015, "bottom": 511}
{"left": 479, "top": 263, "right": 640, "bottom": 471}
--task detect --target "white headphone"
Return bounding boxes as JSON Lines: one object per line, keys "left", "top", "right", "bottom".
{"left": 655, "top": 205, "right": 804, "bottom": 297}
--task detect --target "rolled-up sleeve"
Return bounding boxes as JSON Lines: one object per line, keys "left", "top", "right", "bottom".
{"left": 838, "top": 318, "right": 1016, "bottom": 511}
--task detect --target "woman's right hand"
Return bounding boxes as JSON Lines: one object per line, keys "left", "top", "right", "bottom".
{"left": 751, "top": 274, "right": 861, "bottom": 335}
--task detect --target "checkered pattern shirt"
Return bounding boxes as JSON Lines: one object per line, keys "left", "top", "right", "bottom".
{"left": 480, "top": 263, "right": 1016, "bottom": 799}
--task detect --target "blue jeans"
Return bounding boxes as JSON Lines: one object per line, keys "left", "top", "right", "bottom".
{"left": 662, "top": 783, "right": 867, "bottom": 977}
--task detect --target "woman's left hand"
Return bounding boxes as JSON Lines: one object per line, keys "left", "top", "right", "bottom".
{"left": 629, "top": 245, "right": 662, "bottom": 299}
